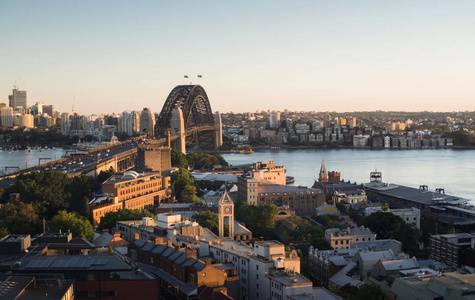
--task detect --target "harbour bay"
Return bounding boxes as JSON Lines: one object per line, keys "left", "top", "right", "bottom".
{"left": 221, "top": 149, "right": 475, "bottom": 203}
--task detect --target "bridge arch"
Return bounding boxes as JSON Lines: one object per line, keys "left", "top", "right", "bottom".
{"left": 155, "top": 85, "right": 215, "bottom": 136}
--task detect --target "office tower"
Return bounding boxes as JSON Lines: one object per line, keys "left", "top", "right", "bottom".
{"left": 1, "top": 107, "right": 14, "bottom": 127}
{"left": 61, "top": 113, "right": 70, "bottom": 134}
{"left": 9, "top": 88, "right": 27, "bottom": 110}
{"left": 140, "top": 108, "right": 155, "bottom": 137}
{"left": 43, "top": 105, "right": 53, "bottom": 117}
{"left": 131, "top": 110, "right": 141, "bottom": 135}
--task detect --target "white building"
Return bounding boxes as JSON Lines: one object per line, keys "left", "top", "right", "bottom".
{"left": 19, "top": 114, "right": 34, "bottom": 128}
{"left": 270, "top": 111, "right": 281, "bottom": 129}
{"left": 200, "top": 239, "right": 301, "bottom": 300}
{"left": 353, "top": 135, "right": 370, "bottom": 147}
{"left": 384, "top": 136, "right": 391, "bottom": 148}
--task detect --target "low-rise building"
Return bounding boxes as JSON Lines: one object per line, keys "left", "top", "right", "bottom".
{"left": 430, "top": 233, "right": 475, "bottom": 267}
{"left": 91, "top": 171, "right": 169, "bottom": 226}
{"left": 325, "top": 227, "right": 377, "bottom": 249}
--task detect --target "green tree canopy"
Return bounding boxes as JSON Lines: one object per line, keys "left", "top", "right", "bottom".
{"left": 192, "top": 211, "right": 228, "bottom": 236}
{"left": 98, "top": 209, "right": 156, "bottom": 232}
{"left": 360, "top": 211, "right": 422, "bottom": 253}
{"left": 170, "top": 168, "right": 200, "bottom": 199}
{"left": 0, "top": 199, "right": 40, "bottom": 234}
{"left": 97, "top": 167, "right": 115, "bottom": 183}
{"left": 49, "top": 210, "right": 94, "bottom": 239}
{"left": 235, "top": 202, "right": 279, "bottom": 239}
{"left": 181, "top": 185, "right": 204, "bottom": 203}
{"left": 186, "top": 153, "right": 228, "bottom": 170}
{"left": 171, "top": 149, "right": 188, "bottom": 168}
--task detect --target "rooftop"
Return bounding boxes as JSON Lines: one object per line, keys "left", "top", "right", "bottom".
{"left": 267, "top": 270, "right": 312, "bottom": 286}
{"left": 103, "top": 172, "right": 159, "bottom": 185}
{"left": 258, "top": 184, "right": 323, "bottom": 196}
{"left": 364, "top": 182, "right": 465, "bottom": 206}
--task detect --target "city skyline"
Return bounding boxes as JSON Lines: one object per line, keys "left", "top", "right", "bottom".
{"left": 2, "top": 1, "right": 475, "bottom": 115}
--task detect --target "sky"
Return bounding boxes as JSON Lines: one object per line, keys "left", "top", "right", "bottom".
{"left": 1, "top": 1, "right": 475, "bottom": 115}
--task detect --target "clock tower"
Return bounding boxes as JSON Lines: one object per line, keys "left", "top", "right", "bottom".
{"left": 218, "top": 191, "right": 234, "bottom": 239}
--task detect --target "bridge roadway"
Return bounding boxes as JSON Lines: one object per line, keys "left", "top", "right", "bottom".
{"left": 0, "top": 125, "right": 217, "bottom": 188}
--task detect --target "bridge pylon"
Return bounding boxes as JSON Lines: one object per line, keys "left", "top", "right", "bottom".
{"left": 214, "top": 111, "right": 223, "bottom": 149}
{"left": 171, "top": 107, "right": 186, "bottom": 154}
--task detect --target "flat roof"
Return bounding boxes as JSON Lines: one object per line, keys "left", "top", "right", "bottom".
{"left": 267, "top": 271, "right": 312, "bottom": 286}
{"left": 14, "top": 255, "right": 131, "bottom": 272}
{"left": 364, "top": 182, "right": 462, "bottom": 206}
{"left": 103, "top": 172, "right": 159, "bottom": 185}
{"left": 258, "top": 184, "right": 323, "bottom": 195}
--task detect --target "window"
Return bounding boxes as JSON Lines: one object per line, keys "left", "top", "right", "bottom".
{"left": 87, "top": 273, "right": 95, "bottom": 281}
{"left": 256, "top": 265, "right": 259, "bottom": 270}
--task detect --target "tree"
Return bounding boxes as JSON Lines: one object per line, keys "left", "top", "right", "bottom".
{"left": 98, "top": 209, "right": 156, "bottom": 232}
{"left": 181, "top": 185, "right": 204, "bottom": 203}
{"left": 360, "top": 211, "right": 422, "bottom": 253}
{"left": 49, "top": 210, "right": 94, "bottom": 239}
{"left": 236, "top": 202, "right": 279, "bottom": 239}
{"left": 0, "top": 199, "right": 40, "bottom": 234}
{"left": 170, "top": 168, "right": 199, "bottom": 199}
{"left": 192, "top": 211, "right": 219, "bottom": 235}
{"left": 171, "top": 149, "right": 188, "bottom": 168}
{"left": 97, "top": 167, "right": 115, "bottom": 183}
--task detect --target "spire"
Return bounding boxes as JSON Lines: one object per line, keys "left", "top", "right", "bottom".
{"left": 318, "top": 159, "right": 328, "bottom": 182}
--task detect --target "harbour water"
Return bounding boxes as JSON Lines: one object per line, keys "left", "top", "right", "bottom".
{"left": 221, "top": 149, "right": 475, "bottom": 203}
{"left": 0, "top": 147, "right": 68, "bottom": 174}
{"left": 1, "top": 147, "right": 473, "bottom": 203}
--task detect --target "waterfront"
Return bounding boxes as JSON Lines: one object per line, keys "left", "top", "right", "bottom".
{"left": 221, "top": 149, "right": 475, "bottom": 203}
{"left": 0, "top": 147, "right": 67, "bottom": 174}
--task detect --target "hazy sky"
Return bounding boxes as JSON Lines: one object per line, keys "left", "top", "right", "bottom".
{"left": 1, "top": 1, "right": 475, "bottom": 115}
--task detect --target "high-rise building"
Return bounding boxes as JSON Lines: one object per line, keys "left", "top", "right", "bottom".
{"left": 19, "top": 114, "right": 34, "bottom": 128}
{"left": 43, "top": 105, "right": 53, "bottom": 117}
{"left": 140, "top": 108, "right": 155, "bottom": 137}
{"left": 61, "top": 112, "right": 70, "bottom": 134}
{"left": 131, "top": 110, "right": 141, "bottom": 135}
{"left": 120, "top": 110, "right": 133, "bottom": 136}
{"left": 70, "top": 113, "right": 81, "bottom": 131}
{"left": 269, "top": 111, "right": 281, "bottom": 129}
{"left": 1, "top": 107, "right": 14, "bottom": 127}
{"left": 31, "top": 101, "right": 44, "bottom": 115}
{"left": 9, "top": 88, "right": 27, "bottom": 110}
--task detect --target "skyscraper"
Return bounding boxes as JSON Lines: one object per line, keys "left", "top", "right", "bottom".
{"left": 9, "top": 88, "right": 27, "bottom": 110}
{"left": 61, "top": 112, "right": 70, "bottom": 135}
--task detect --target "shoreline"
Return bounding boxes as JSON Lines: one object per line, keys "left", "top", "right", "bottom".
{"left": 205, "top": 145, "right": 475, "bottom": 154}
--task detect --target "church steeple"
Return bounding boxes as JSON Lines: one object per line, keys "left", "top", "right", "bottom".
{"left": 318, "top": 159, "right": 328, "bottom": 182}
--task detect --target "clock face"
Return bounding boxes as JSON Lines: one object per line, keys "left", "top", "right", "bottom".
{"left": 224, "top": 206, "right": 231, "bottom": 214}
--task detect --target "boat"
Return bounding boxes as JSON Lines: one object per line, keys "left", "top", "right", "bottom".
{"left": 286, "top": 176, "right": 295, "bottom": 184}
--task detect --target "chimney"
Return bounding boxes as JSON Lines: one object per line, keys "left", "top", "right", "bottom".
{"left": 154, "top": 237, "right": 163, "bottom": 245}
{"left": 225, "top": 258, "right": 230, "bottom": 263}
{"left": 134, "top": 233, "right": 139, "bottom": 240}
{"left": 205, "top": 258, "right": 212, "bottom": 265}
{"left": 167, "top": 238, "right": 173, "bottom": 247}
{"left": 186, "top": 243, "right": 191, "bottom": 249}
{"left": 175, "top": 245, "right": 180, "bottom": 251}
{"left": 114, "top": 233, "right": 120, "bottom": 239}
{"left": 186, "top": 250, "right": 197, "bottom": 259}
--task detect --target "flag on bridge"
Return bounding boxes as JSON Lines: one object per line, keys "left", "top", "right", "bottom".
{"left": 184, "top": 75, "right": 189, "bottom": 78}
{"left": 197, "top": 74, "right": 202, "bottom": 78}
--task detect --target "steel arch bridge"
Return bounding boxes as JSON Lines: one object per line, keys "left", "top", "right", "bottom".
{"left": 155, "top": 85, "right": 215, "bottom": 136}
